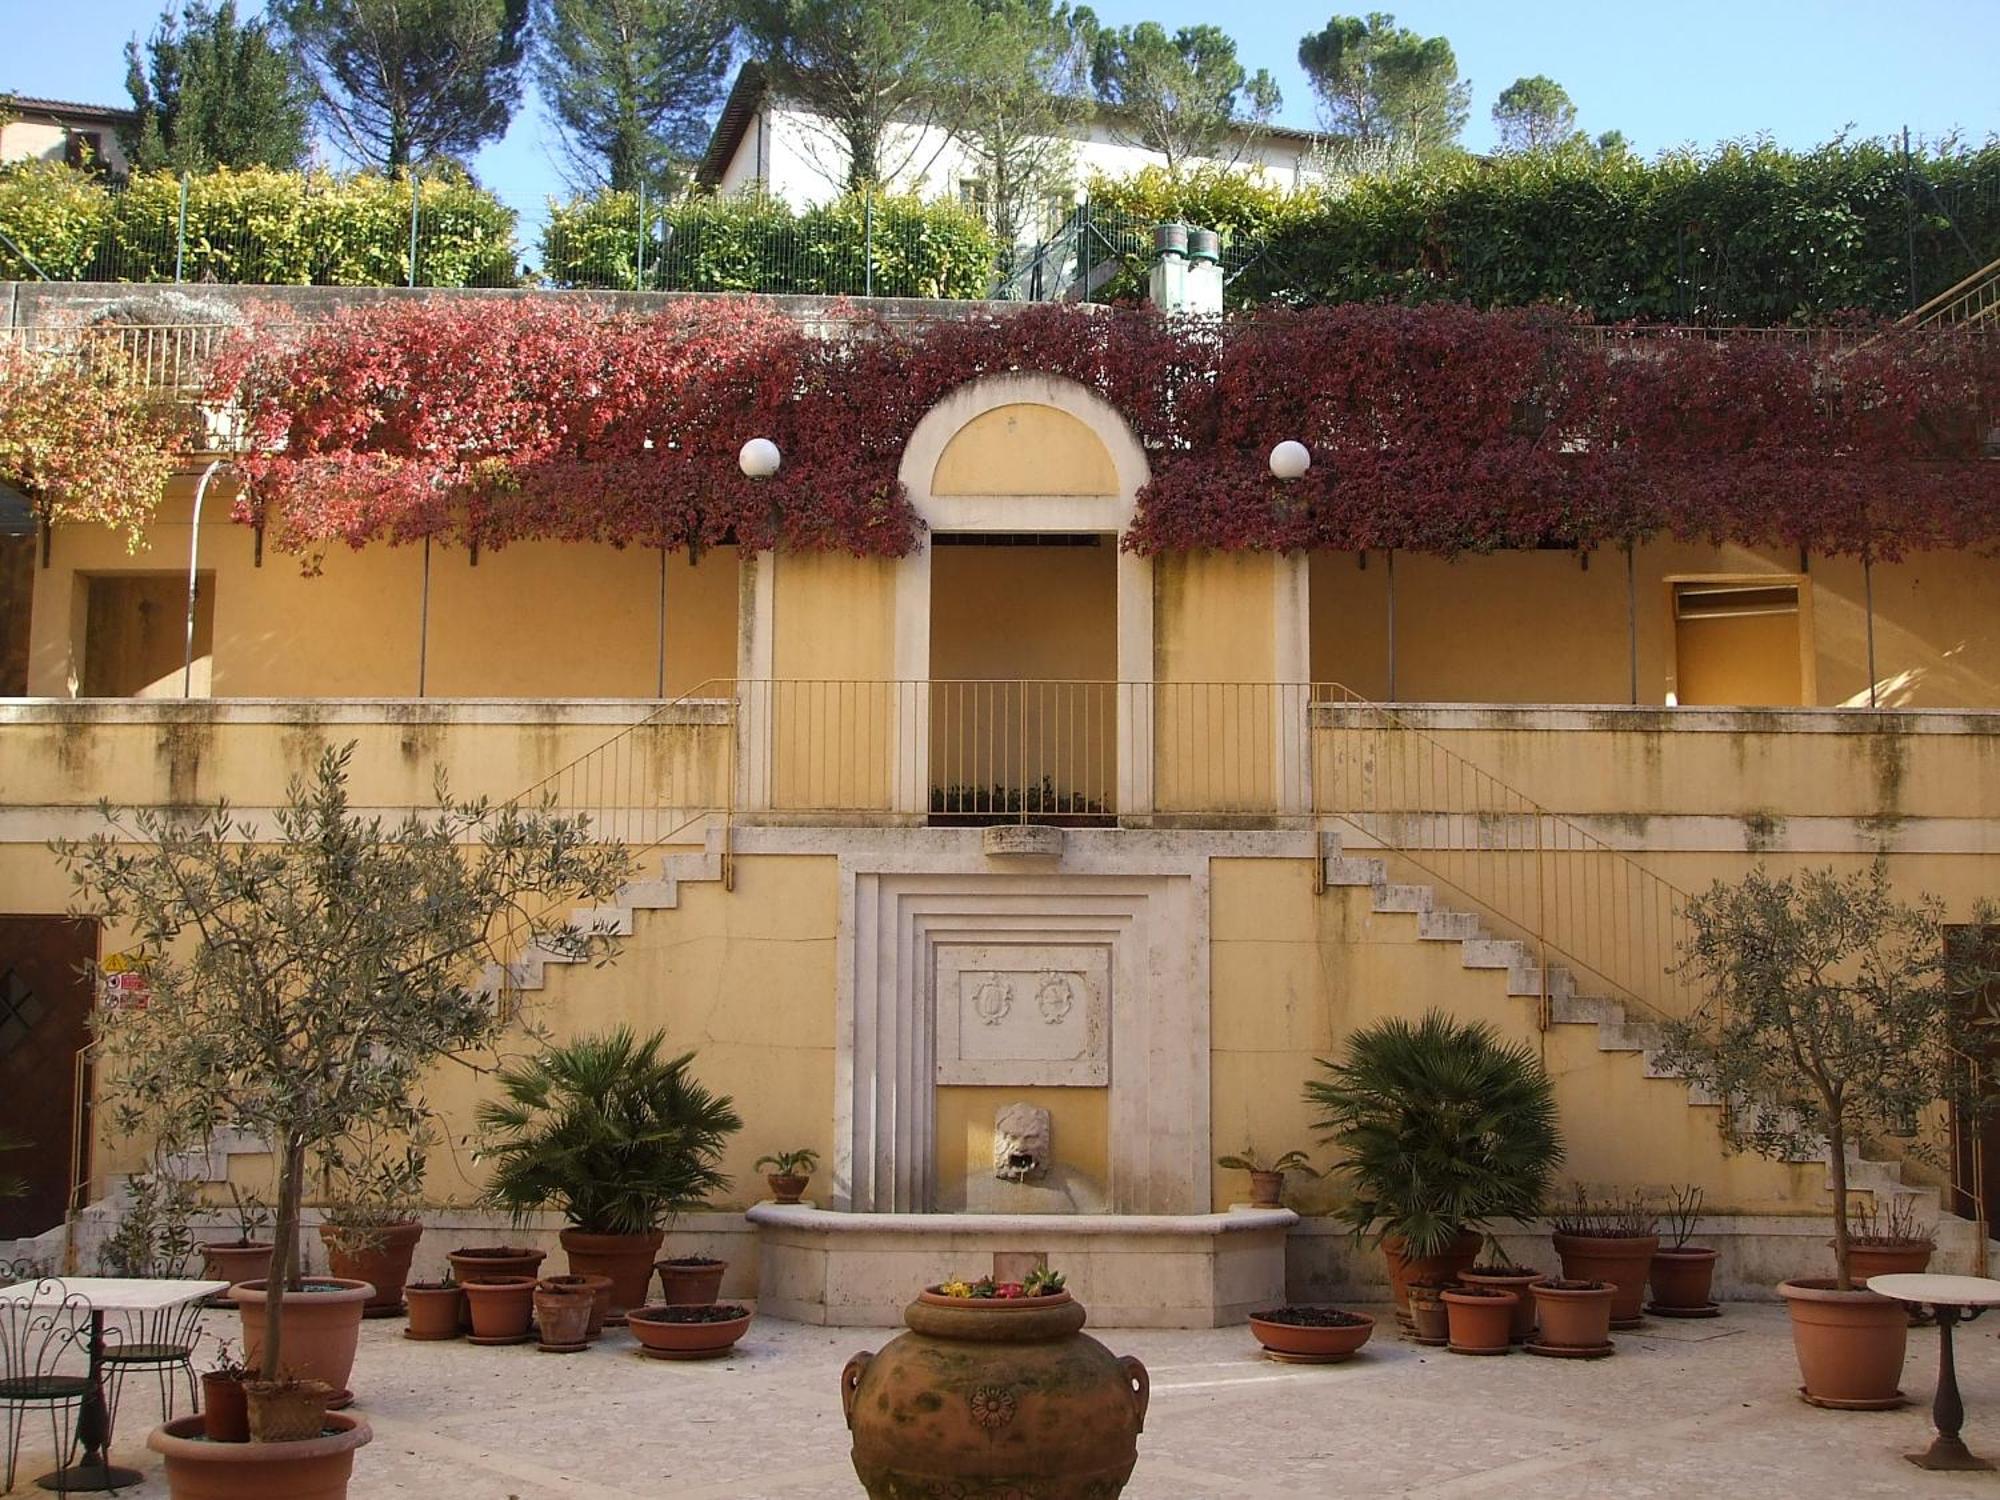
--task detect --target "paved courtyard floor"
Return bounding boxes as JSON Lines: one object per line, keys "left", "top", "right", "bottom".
{"left": 8, "top": 1304, "right": 2000, "bottom": 1497}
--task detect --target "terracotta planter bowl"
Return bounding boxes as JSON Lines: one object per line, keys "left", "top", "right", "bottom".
{"left": 320, "top": 1221, "right": 423, "bottom": 1317}
{"left": 1779, "top": 1278, "right": 1910, "bottom": 1409}
{"left": 401, "top": 1282, "right": 463, "bottom": 1341}
{"left": 230, "top": 1278, "right": 373, "bottom": 1409}
{"left": 1246, "top": 1308, "right": 1375, "bottom": 1362}
{"left": 1460, "top": 1269, "right": 1545, "bottom": 1341}
{"left": 1532, "top": 1279, "right": 1616, "bottom": 1351}
{"left": 1648, "top": 1247, "right": 1719, "bottom": 1312}
{"left": 1441, "top": 1288, "right": 1518, "bottom": 1354}
{"left": 654, "top": 1256, "right": 727, "bottom": 1306}
{"left": 1552, "top": 1233, "right": 1659, "bottom": 1325}
{"left": 627, "top": 1303, "right": 753, "bottom": 1360}
{"left": 150, "top": 1411, "right": 370, "bottom": 1500}
{"left": 767, "top": 1173, "right": 811, "bottom": 1204}
{"left": 446, "top": 1246, "right": 546, "bottom": 1284}
{"left": 1382, "top": 1230, "right": 1483, "bottom": 1316}
{"left": 560, "top": 1228, "right": 663, "bottom": 1320}
{"left": 538, "top": 1274, "right": 613, "bottom": 1337}
{"left": 461, "top": 1275, "right": 537, "bottom": 1342}
{"left": 843, "top": 1291, "right": 1148, "bottom": 1499}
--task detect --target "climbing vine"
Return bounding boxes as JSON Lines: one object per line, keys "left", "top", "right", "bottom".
{"left": 216, "top": 297, "right": 2000, "bottom": 564}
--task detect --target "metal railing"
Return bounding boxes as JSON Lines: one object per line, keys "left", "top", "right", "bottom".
{"left": 1901, "top": 254, "right": 2000, "bottom": 329}
{"left": 3, "top": 321, "right": 234, "bottom": 397}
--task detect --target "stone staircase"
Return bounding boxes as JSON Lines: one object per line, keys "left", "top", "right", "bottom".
{"left": 1323, "top": 837, "right": 1950, "bottom": 1228}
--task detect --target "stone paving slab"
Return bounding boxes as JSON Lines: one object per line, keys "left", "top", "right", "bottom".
{"left": 5, "top": 1305, "right": 1995, "bottom": 1497}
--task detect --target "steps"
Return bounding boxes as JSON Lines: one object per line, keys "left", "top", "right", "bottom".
{"left": 1321, "top": 835, "right": 1947, "bottom": 1224}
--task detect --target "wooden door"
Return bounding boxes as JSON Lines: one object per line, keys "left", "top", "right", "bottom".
{"left": 1950, "top": 925, "right": 2000, "bottom": 1230}
{"left": 0, "top": 917, "right": 97, "bottom": 1239}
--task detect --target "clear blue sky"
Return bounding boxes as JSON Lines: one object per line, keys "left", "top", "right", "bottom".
{"left": 10, "top": 0, "right": 1998, "bottom": 243}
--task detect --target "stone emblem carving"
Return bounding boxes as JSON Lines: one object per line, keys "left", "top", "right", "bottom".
{"left": 1035, "top": 972, "right": 1075, "bottom": 1025}
{"left": 969, "top": 976, "right": 1013, "bottom": 1026}
{"left": 934, "top": 943, "right": 1110, "bottom": 1088}
{"left": 993, "top": 1102, "right": 1051, "bottom": 1183}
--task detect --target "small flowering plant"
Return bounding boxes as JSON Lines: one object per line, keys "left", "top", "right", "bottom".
{"left": 932, "top": 1268, "right": 1066, "bottom": 1300}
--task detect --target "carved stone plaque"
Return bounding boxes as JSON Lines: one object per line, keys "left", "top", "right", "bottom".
{"left": 934, "top": 942, "right": 1109, "bottom": 1086}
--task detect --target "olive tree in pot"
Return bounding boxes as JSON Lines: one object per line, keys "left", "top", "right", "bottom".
{"left": 1657, "top": 864, "right": 1994, "bottom": 1411}
{"left": 1306, "top": 1010, "right": 1564, "bottom": 1324}
{"left": 476, "top": 1027, "right": 742, "bottom": 1320}
{"left": 61, "top": 745, "right": 630, "bottom": 1499}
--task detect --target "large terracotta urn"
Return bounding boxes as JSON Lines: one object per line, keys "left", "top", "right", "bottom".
{"left": 230, "top": 1278, "right": 373, "bottom": 1410}
{"left": 842, "top": 1289, "right": 1149, "bottom": 1499}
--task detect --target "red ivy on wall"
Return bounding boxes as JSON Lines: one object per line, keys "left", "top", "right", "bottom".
{"left": 215, "top": 297, "right": 2000, "bottom": 564}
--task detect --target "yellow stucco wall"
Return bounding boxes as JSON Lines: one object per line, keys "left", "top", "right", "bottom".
{"left": 931, "top": 404, "right": 1119, "bottom": 497}
{"left": 767, "top": 551, "right": 901, "bottom": 811}
{"left": 1154, "top": 552, "right": 1280, "bottom": 811}
{"left": 934, "top": 1085, "right": 1109, "bottom": 1211}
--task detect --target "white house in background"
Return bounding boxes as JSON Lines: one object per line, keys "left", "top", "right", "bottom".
{"left": 696, "top": 63, "right": 1325, "bottom": 239}
{"left": 0, "top": 96, "right": 136, "bottom": 175}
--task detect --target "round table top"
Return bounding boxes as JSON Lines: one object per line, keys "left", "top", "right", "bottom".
{"left": 1867, "top": 1273, "right": 2000, "bottom": 1308}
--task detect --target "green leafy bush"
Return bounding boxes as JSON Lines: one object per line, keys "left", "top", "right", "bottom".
{"left": 540, "top": 189, "right": 999, "bottom": 298}
{"left": 0, "top": 161, "right": 113, "bottom": 279}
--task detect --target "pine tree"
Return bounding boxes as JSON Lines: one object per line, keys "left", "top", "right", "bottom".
{"left": 1298, "top": 11, "right": 1468, "bottom": 166}
{"left": 1076, "top": 17, "right": 1279, "bottom": 177}
{"left": 1492, "top": 75, "right": 1577, "bottom": 154}
{"left": 272, "top": 0, "right": 531, "bottom": 170}
{"left": 123, "top": 0, "right": 313, "bottom": 173}
{"left": 535, "top": 0, "right": 735, "bottom": 193}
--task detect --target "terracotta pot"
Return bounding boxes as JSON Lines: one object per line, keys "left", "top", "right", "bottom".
{"left": 461, "top": 1275, "right": 537, "bottom": 1342}
{"left": 200, "top": 1241, "right": 274, "bottom": 1294}
{"left": 1779, "top": 1278, "right": 1910, "bottom": 1409}
{"left": 1381, "top": 1229, "right": 1483, "bottom": 1315}
{"left": 1648, "top": 1246, "right": 1719, "bottom": 1311}
{"left": 245, "top": 1378, "right": 333, "bottom": 1442}
{"left": 654, "top": 1256, "right": 727, "bottom": 1306}
{"left": 1406, "top": 1283, "right": 1451, "bottom": 1344}
{"left": 200, "top": 1371, "right": 250, "bottom": 1443}
{"left": 230, "top": 1278, "right": 372, "bottom": 1409}
{"left": 445, "top": 1246, "right": 546, "bottom": 1284}
{"left": 401, "top": 1282, "right": 463, "bottom": 1341}
{"left": 627, "top": 1303, "right": 753, "bottom": 1360}
{"left": 1552, "top": 1232, "right": 1659, "bottom": 1325}
{"left": 1442, "top": 1288, "right": 1517, "bottom": 1353}
{"left": 1247, "top": 1170, "right": 1285, "bottom": 1208}
{"left": 538, "top": 1273, "right": 613, "bottom": 1337}
{"left": 533, "top": 1282, "right": 595, "bottom": 1351}
{"left": 560, "top": 1228, "right": 663, "bottom": 1319}
{"left": 319, "top": 1221, "right": 422, "bottom": 1317}
{"left": 1844, "top": 1239, "right": 1935, "bottom": 1279}
{"left": 1246, "top": 1308, "right": 1375, "bottom": 1362}
{"left": 767, "top": 1173, "right": 811, "bottom": 1204}
{"left": 1460, "top": 1268, "right": 1544, "bottom": 1341}
{"left": 1532, "top": 1280, "right": 1615, "bottom": 1350}
{"left": 843, "top": 1290, "right": 1148, "bottom": 1499}
{"left": 150, "top": 1411, "right": 370, "bottom": 1500}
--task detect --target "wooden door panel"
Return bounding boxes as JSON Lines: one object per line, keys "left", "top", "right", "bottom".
{"left": 0, "top": 916, "right": 96, "bottom": 1239}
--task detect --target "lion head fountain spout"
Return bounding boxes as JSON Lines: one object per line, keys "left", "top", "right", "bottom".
{"left": 993, "top": 1102, "right": 1051, "bottom": 1184}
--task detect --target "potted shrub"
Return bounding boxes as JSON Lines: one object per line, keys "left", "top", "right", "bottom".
{"left": 627, "top": 1302, "right": 754, "bottom": 1359}
{"left": 1305, "top": 1011, "right": 1564, "bottom": 1322}
{"left": 317, "top": 1137, "right": 428, "bottom": 1319}
{"left": 756, "top": 1148, "right": 821, "bottom": 1204}
{"left": 1245, "top": 1305, "right": 1375, "bottom": 1363}
{"left": 199, "top": 1340, "right": 251, "bottom": 1443}
{"left": 1648, "top": 1185, "right": 1720, "bottom": 1317}
{"left": 63, "top": 744, "right": 630, "bottom": 1496}
{"left": 1549, "top": 1187, "right": 1659, "bottom": 1329}
{"left": 1441, "top": 1286, "right": 1517, "bottom": 1354}
{"left": 1657, "top": 864, "right": 1994, "bottom": 1411}
{"left": 1460, "top": 1249, "right": 1545, "bottom": 1343}
{"left": 1844, "top": 1195, "right": 1937, "bottom": 1281}
{"left": 1530, "top": 1280, "right": 1616, "bottom": 1357}
{"left": 656, "top": 1254, "right": 728, "bottom": 1304}
{"left": 199, "top": 1186, "right": 274, "bottom": 1300}
{"left": 1215, "top": 1148, "right": 1317, "bottom": 1209}
{"left": 477, "top": 1026, "right": 742, "bottom": 1321}
{"left": 402, "top": 1275, "right": 463, "bottom": 1341}
{"left": 446, "top": 1245, "right": 547, "bottom": 1283}
{"left": 462, "top": 1274, "right": 538, "bottom": 1343}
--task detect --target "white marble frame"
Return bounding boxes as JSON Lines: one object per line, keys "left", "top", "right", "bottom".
{"left": 891, "top": 373, "right": 1155, "bottom": 816}
{"left": 837, "top": 862, "right": 1207, "bottom": 1216}
{"left": 933, "top": 941, "right": 1112, "bottom": 1087}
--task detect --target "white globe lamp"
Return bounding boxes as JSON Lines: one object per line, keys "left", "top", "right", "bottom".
{"left": 739, "top": 437, "right": 782, "bottom": 479}
{"left": 1268, "top": 440, "right": 1311, "bottom": 481}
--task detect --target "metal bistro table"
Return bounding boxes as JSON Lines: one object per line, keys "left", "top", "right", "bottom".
{"left": 1868, "top": 1273, "right": 2000, "bottom": 1472}
{"left": 0, "top": 1276, "right": 227, "bottom": 1492}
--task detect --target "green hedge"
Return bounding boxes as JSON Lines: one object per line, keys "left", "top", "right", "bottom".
{"left": 540, "top": 189, "right": 1001, "bottom": 299}
{"left": 1234, "top": 138, "right": 2000, "bottom": 322}
{"left": 0, "top": 165, "right": 518, "bottom": 286}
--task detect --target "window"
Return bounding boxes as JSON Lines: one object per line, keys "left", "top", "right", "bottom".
{"left": 1669, "top": 578, "right": 1808, "bottom": 707}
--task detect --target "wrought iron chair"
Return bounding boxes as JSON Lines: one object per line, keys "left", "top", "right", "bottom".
{"left": 102, "top": 1295, "right": 205, "bottom": 1434}
{"left": 0, "top": 1278, "right": 93, "bottom": 1495}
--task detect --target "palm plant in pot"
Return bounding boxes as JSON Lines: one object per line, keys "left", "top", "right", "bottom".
{"left": 1657, "top": 863, "right": 1995, "bottom": 1411}
{"left": 63, "top": 744, "right": 631, "bottom": 1499}
{"left": 1215, "top": 1147, "right": 1317, "bottom": 1209}
{"left": 477, "top": 1026, "right": 742, "bottom": 1321}
{"left": 1305, "top": 1010, "right": 1564, "bottom": 1325}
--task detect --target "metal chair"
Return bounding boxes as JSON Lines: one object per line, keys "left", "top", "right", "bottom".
{"left": 103, "top": 1295, "right": 204, "bottom": 1434}
{"left": 0, "top": 1278, "right": 92, "bottom": 1496}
